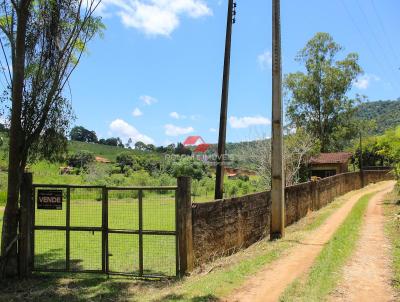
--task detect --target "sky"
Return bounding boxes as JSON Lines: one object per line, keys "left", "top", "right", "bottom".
{"left": 45, "top": 0, "right": 400, "bottom": 145}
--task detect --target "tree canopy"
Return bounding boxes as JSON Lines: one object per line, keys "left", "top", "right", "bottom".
{"left": 70, "top": 126, "right": 98, "bottom": 143}
{"left": 285, "top": 32, "right": 363, "bottom": 152}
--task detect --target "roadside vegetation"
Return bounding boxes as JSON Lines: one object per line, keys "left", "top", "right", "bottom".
{"left": 384, "top": 186, "right": 400, "bottom": 295}
{"left": 279, "top": 193, "right": 374, "bottom": 302}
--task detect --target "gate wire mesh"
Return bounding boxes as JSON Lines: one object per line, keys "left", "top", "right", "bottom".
{"left": 33, "top": 186, "right": 67, "bottom": 271}
{"left": 33, "top": 185, "right": 178, "bottom": 277}
{"left": 107, "top": 188, "right": 177, "bottom": 277}
{"left": 69, "top": 187, "right": 103, "bottom": 272}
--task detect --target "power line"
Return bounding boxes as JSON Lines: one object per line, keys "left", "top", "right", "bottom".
{"left": 354, "top": 0, "right": 400, "bottom": 83}
{"left": 370, "top": 0, "right": 400, "bottom": 66}
{"left": 339, "top": 0, "right": 400, "bottom": 91}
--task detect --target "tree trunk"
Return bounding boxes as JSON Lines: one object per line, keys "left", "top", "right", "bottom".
{"left": 1, "top": 1, "right": 30, "bottom": 278}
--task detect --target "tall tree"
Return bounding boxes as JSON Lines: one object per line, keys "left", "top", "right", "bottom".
{"left": 70, "top": 126, "right": 98, "bottom": 143}
{"left": 0, "top": 0, "right": 102, "bottom": 276}
{"left": 285, "top": 32, "right": 362, "bottom": 152}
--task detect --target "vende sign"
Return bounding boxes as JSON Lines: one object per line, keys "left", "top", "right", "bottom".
{"left": 37, "top": 190, "right": 63, "bottom": 210}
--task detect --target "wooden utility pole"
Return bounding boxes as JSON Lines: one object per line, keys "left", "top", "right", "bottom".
{"left": 215, "top": 0, "right": 236, "bottom": 200}
{"left": 270, "top": 0, "right": 285, "bottom": 240}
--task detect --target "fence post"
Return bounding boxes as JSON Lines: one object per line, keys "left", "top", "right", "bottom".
{"left": 101, "top": 187, "right": 108, "bottom": 274}
{"left": 177, "top": 176, "right": 193, "bottom": 277}
{"left": 19, "top": 172, "right": 33, "bottom": 277}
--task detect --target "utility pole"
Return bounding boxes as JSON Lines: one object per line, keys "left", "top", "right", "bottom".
{"left": 215, "top": 0, "right": 236, "bottom": 200}
{"left": 270, "top": 0, "right": 285, "bottom": 240}
{"left": 359, "top": 131, "right": 364, "bottom": 187}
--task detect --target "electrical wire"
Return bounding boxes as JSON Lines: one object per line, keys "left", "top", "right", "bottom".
{"left": 370, "top": 0, "right": 400, "bottom": 66}
{"left": 355, "top": 0, "right": 400, "bottom": 87}
{"left": 339, "top": 0, "right": 400, "bottom": 91}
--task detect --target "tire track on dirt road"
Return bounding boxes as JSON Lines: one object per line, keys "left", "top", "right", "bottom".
{"left": 329, "top": 184, "right": 397, "bottom": 302}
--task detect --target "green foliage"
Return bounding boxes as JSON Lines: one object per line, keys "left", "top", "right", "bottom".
{"left": 115, "top": 153, "right": 135, "bottom": 173}
{"left": 174, "top": 143, "right": 192, "bottom": 156}
{"left": 70, "top": 126, "right": 98, "bottom": 143}
{"left": 355, "top": 99, "right": 400, "bottom": 135}
{"left": 377, "top": 126, "right": 400, "bottom": 178}
{"left": 384, "top": 191, "right": 400, "bottom": 295}
{"left": 169, "top": 156, "right": 207, "bottom": 181}
{"left": 67, "top": 150, "right": 95, "bottom": 169}
{"left": 285, "top": 32, "right": 362, "bottom": 152}
{"left": 98, "top": 137, "right": 124, "bottom": 147}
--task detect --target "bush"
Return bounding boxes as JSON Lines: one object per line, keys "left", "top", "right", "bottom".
{"left": 67, "top": 150, "right": 95, "bottom": 169}
{"left": 116, "top": 153, "right": 135, "bottom": 173}
{"left": 169, "top": 157, "right": 207, "bottom": 181}
{"left": 238, "top": 174, "right": 249, "bottom": 182}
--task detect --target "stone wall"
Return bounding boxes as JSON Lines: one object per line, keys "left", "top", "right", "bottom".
{"left": 192, "top": 170, "right": 393, "bottom": 265}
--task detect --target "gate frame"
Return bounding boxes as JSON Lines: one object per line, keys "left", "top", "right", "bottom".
{"left": 18, "top": 174, "right": 193, "bottom": 278}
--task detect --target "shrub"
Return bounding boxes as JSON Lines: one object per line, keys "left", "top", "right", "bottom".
{"left": 116, "top": 153, "right": 135, "bottom": 173}
{"left": 170, "top": 157, "right": 207, "bottom": 181}
{"left": 67, "top": 150, "right": 95, "bottom": 169}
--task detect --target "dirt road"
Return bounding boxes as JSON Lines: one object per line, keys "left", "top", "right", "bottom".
{"left": 329, "top": 184, "right": 397, "bottom": 302}
{"left": 225, "top": 181, "right": 396, "bottom": 302}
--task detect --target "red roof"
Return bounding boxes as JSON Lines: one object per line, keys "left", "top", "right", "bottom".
{"left": 194, "top": 143, "right": 210, "bottom": 153}
{"left": 183, "top": 136, "right": 205, "bottom": 146}
{"left": 310, "top": 152, "right": 352, "bottom": 165}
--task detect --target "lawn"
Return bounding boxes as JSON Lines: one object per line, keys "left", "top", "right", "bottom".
{"left": 1, "top": 188, "right": 178, "bottom": 277}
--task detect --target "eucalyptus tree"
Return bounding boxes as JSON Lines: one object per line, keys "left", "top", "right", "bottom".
{"left": 0, "top": 0, "right": 103, "bottom": 276}
{"left": 285, "top": 32, "right": 363, "bottom": 152}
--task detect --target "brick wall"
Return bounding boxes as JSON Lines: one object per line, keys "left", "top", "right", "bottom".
{"left": 192, "top": 170, "right": 393, "bottom": 265}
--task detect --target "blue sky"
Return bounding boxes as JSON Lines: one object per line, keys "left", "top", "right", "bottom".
{"left": 68, "top": 0, "right": 400, "bottom": 146}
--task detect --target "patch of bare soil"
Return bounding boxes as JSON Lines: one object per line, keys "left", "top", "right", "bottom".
{"left": 329, "top": 186, "right": 397, "bottom": 302}
{"left": 225, "top": 181, "right": 395, "bottom": 302}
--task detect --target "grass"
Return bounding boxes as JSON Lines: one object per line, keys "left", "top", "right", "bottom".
{"left": 383, "top": 187, "right": 400, "bottom": 295}
{"left": 279, "top": 192, "right": 374, "bottom": 302}
{"left": 68, "top": 141, "right": 154, "bottom": 162}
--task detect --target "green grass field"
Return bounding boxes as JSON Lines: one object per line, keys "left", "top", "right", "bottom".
{"left": 1, "top": 188, "right": 178, "bottom": 277}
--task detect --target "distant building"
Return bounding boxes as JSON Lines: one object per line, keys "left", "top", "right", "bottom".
{"left": 183, "top": 136, "right": 210, "bottom": 153}
{"left": 183, "top": 136, "right": 206, "bottom": 147}
{"left": 309, "top": 152, "right": 353, "bottom": 178}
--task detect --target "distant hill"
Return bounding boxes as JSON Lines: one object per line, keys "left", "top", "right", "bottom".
{"left": 356, "top": 99, "right": 400, "bottom": 135}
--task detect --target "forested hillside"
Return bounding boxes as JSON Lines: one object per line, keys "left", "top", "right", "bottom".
{"left": 356, "top": 99, "right": 400, "bottom": 134}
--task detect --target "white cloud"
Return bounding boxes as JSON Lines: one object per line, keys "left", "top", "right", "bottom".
{"left": 170, "top": 111, "right": 187, "bottom": 119}
{"left": 97, "top": 0, "right": 212, "bottom": 36}
{"left": 258, "top": 50, "right": 272, "bottom": 70}
{"left": 229, "top": 116, "right": 271, "bottom": 129}
{"left": 109, "top": 118, "right": 154, "bottom": 144}
{"left": 209, "top": 127, "right": 217, "bottom": 132}
{"left": 164, "top": 124, "right": 194, "bottom": 136}
{"left": 132, "top": 107, "right": 143, "bottom": 117}
{"left": 190, "top": 114, "right": 200, "bottom": 120}
{"left": 353, "top": 74, "right": 380, "bottom": 90}
{"left": 140, "top": 95, "right": 158, "bottom": 105}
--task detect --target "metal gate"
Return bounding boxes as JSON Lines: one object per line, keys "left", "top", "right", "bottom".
{"left": 31, "top": 184, "right": 179, "bottom": 278}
